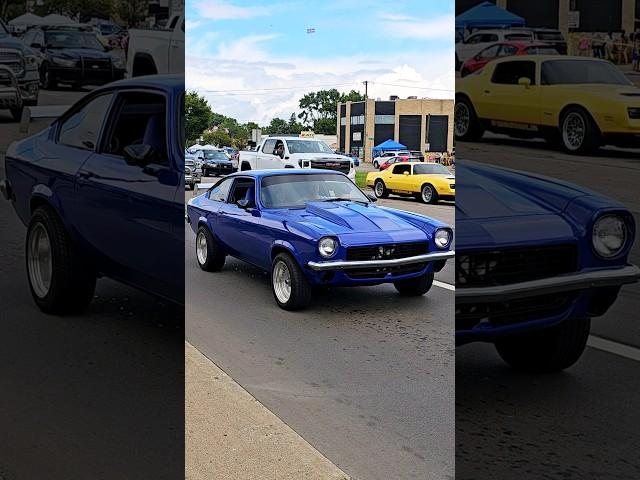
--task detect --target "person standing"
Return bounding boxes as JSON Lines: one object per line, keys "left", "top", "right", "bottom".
{"left": 605, "top": 31, "right": 615, "bottom": 61}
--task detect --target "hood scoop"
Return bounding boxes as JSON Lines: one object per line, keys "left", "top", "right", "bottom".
{"left": 304, "top": 201, "right": 352, "bottom": 228}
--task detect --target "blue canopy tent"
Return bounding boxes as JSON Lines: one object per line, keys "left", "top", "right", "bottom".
{"left": 455, "top": 2, "right": 524, "bottom": 30}
{"left": 372, "top": 139, "right": 406, "bottom": 159}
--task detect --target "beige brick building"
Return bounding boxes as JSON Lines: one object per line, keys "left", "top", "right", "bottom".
{"left": 337, "top": 98, "right": 454, "bottom": 163}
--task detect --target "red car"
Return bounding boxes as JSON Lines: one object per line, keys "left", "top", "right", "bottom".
{"left": 379, "top": 155, "right": 413, "bottom": 171}
{"left": 460, "top": 41, "right": 558, "bottom": 77}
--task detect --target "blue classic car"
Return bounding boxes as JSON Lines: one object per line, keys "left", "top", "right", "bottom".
{"left": 0, "top": 75, "right": 185, "bottom": 313}
{"left": 187, "top": 170, "right": 454, "bottom": 310}
{"left": 456, "top": 161, "right": 640, "bottom": 372}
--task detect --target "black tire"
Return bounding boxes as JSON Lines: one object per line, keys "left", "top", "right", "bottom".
{"left": 195, "top": 225, "right": 226, "bottom": 272}
{"left": 41, "top": 64, "right": 56, "bottom": 90}
{"left": 271, "top": 252, "right": 311, "bottom": 311}
{"left": 203, "top": 168, "right": 209, "bottom": 177}
{"left": 455, "top": 53, "right": 461, "bottom": 71}
{"left": 394, "top": 272, "right": 434, "bottom": 296}
{"left": 373, "top": 179, "right": 389, "bottom": 198}
{"left": 373, "top": 160, "right": 379, "bottom": 169}
{"left": 10, "top": 106, "right": 23, "bottom": 122}
{"left": 559, "top": 106, "right": 600, "bottom": 154}
{"left": 26, "top": 205, "right": 96, "bottom": 314}
{"left": 455, "top": 95, "right": 484, "bottom": 141}
{"left": 494, "top": 318, "right": 591, "bottom": 373}
{"left": 419, "top": 183, "right": 438, "bottom": 204}
{"left": 460, "top": 67, "right": 470, "bottom": 77}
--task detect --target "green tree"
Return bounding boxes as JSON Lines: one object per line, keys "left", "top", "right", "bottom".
{"left": 313, "top": 118, "right": 337, "bottom": 135}
{"left": 202, "top": 129, "right": 232, "bottom": 147}
{"left": 297, "top": 89, "right": 365, "bottom": 135}
{"left": 35, "top": 0, "right": 113, "bottom": 21}
{"left": 185, "top": 91, "right": 212, "bottom": 146}
{"left": 114, "top": 0, "right": 147, "bottom": 27}
{"left": 263, "top": 117, "right": 289, "bottom": 135}
{"left": 288, "top": 113, "right": 303, "bottom": 134}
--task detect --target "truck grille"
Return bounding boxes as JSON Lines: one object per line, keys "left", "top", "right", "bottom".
{"left": 347, "top": 242, "right": 428, "bottom": 261}
{"left": 308, "top": 159, "right": 351, "bottom": 174}
{"left": 0, "top": 49, "right": 24, "bottom": 76}
{"left": 456, "top": 244, "right": 577, "bottom": 288}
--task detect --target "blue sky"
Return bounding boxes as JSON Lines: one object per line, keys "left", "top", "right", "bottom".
{"left": 186, "top": 0, "right": 454, "bottom": 124}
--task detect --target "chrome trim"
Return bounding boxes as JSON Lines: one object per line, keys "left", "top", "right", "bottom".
{"left": 307, "top": 250, "right": 455, "bottom": 271}
{"left": 456, "top": 265, "right": 640, "bottom": 304}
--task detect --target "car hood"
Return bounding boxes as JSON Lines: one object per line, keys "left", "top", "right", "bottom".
{"left": 274, "top": 201, "right": 429, "bottom": 244}
{"left": 0, "top": 35, "right": 32, "bottom": 54}
{"left": 455, "top": 161, "right": 609, "bottom": 250}
{"left": 48, "top": 48, "right": 112, "bottom": 60}
{"left": 290, "top": 153, "right": 350, "bottom": 160}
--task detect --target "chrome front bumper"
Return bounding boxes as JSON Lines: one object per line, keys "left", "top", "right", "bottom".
{"left": 307, "top": 250, "right": 455, "bottom": 271}
{"left": 456, "top": 264, "right": 640, "bottom": 304}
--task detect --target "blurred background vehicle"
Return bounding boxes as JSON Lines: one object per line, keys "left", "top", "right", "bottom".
{"left": 460, "top": 41, "right": 559, "bottom": 77}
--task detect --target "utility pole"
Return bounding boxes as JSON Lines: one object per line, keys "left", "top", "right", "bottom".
{"left": 363, "top": 81, "right": 369, "bottom": 162}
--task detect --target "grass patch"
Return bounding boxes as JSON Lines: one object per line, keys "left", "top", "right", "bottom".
{"left": 355, "top": 171, "right": 368, "bottom": 189}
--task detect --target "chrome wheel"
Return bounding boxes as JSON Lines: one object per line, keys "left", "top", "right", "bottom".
{"left": 27, "top": 223, "right": 52, "bottom": 298}
{"left": 562, "top": 112, "right": 585, "bottom": 151}
{"left": 455, "top": 102, "right": 470, "bottom": 137}
{"left": 272, "top": 260, "right": 292, "bottom": 304}
{"left": 196, "top": 231, "right": 208, "bottom": 265}
{"left": 422, "top": 185, "right": 433, "bottom": 203}
{"left": 375, "top": 181, "right": 384, "bottom": 197}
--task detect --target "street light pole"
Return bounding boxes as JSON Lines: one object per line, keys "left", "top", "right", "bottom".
{"left": 363, "top": 80, "right": 369, "bottom": 162}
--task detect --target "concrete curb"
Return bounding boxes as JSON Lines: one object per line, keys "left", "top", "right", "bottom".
{"left": 186, "top": 342, "right": 351, "bottom": 480}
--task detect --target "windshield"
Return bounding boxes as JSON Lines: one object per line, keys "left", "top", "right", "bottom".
{"left": 203, "top": 151, "right": 229, "bottom": 160}
{"left": 413, "top": 164, "right": 451, "bottom": 175}
{"left": 45, "top": 31, "right": 105, "bottom": 50}
{"left": 541, "top": 60, "right": 632, "bottom": 85}
{"left": 260, "top": 174, "right": 369, "bottom": 208}
{"left": 285, "top": 139, "right": 334, "bottom": 154}
{"left": 526, "top": 46, "right": 559, "bottom": 55}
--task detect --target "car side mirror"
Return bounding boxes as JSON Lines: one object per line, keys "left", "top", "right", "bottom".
{"left": 518, "top": 77, "right": 532, "bottom": 88}
{"left": 236, "top": 198, "right": 254, "bottom": 209}
{"left": 366, "top": 193, "right": 377, "bottom": 202}
{"left": 403, "top": 171, "right": 409, "bottom": 175}
{"left": 124, "top": 144, "right": 153, "bottom": 166}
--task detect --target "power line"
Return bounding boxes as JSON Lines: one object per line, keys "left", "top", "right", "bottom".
{"left": 198, "top": 82, "right": 360, "bottom": 93}
{"left": 373, "top": 82, "right": 453, "bottom": 92}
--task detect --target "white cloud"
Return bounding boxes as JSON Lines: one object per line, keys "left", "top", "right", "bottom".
{"left": 195, "top": 0, "right": 272, "bottom": 21}
{"left": 378, "top": 13, "right": 454, "bottom": 40}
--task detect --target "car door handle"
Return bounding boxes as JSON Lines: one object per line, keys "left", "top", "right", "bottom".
{"left": 483, "top": 90, "right": 491, "bottom": 94}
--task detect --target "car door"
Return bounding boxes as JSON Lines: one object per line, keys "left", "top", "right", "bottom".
{"left": 476, "top": 60, "right": 540, "bottom": 126}
{"left": 73, "top": 88, "right": 181, "bottom": 297}
{"left": 215, "top": 177, "right": 268, "bottom": 267}
{"left": 387, "top": 163, "right": 412, "bottom": 191}
{"left": 169, "top": 17, "right": 185, "bottom": 74}
{"left": 258, "top": 138, "right": 277, "bottom": 169}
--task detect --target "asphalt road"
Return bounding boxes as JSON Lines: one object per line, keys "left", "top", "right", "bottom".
{"left": 185, "top": 185, "right": 455, "bottom": 480}
{"left": 456, "top": 130, "right": 640, "bottom": 477}
{"left": 0, "top": 87, "right": 184, "bottom": 480}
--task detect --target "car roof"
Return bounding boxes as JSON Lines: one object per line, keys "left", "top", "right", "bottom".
{"left": 228, "top": 169, "right": 348, "bottom": 179}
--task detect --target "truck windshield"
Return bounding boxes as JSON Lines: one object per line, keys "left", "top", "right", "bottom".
{"left": 45, "top": 31, "right": 105, "bottom": 50}
{"left": 285, "top": 140, "right": 334, "bottom": 154}
{"left": 260, "top": 174, "right": 369, "bottom": 208}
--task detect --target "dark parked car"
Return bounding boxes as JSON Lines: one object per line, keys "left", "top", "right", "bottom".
{"left": 0, "top": 75, "right": 185, "bottom": 313}
{"left": 456, "top": 161, "right": 639, "bottom": 372}
{"left": 187, "top": 170, "right": 454, "bottom": 310}
{"left": 195, "top": 149, "right": 236, "bottom": 176}
{"left": 22, "top": 26, "right": 126, "bottom": 89}
{"left": 0, "top": 19, "right": 39, "bottom": 120}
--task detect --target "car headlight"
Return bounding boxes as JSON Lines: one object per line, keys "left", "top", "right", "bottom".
{"left": 592, "top": 214, "right": 627, "bottom": 258}
{"left": 318, "top": 237, "right": 338, "bottom": 258}
{"left": 51, "top": 57, "right": 76, "bottom": 67}
{"left": 434, "top": 228, "right": 452, "bottom": 249}
{"left": 25, "top": 55, "right": 38, "bottom": 69}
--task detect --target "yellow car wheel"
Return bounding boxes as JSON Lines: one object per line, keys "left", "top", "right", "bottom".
{"left": 419, "top": 184, "right": 438, "bottom": 204}
{"left": 560, "top": 107, "right": 600, "bottom": 154}
{"left": 374, "top": 179, "right": 389, "bottom": 198}
{"left": 455, "top": 96, "right": 484, "bottom": 141}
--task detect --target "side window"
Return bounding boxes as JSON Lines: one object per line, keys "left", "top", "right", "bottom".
{"left": 499, "top": 45, "right": 518, "bottom": 56}
{"left": 208, "top": 178, "right": 233, "bottom": 202}
{"left": 58, "top": 94, "right": 113, "bottom": 151}
{"left": 467, "top": 34, "right": 483, "bottom": 44}
{"left": 478, "top": 45, "right": 500, "bottom": 58}
{"left": 392, "top": 164, "right": 411, "bottom": 175}
{"left": 262, "top": 139, "right": 276, "bottom": 154}
{"left": 491, "top": 61, "right": 536, "bottom": 85}
{"left": 103, "top": 91, "right": 168, "bottom": 164}
{"left": 227, "top": 179, "right": 255, "bottom": 205}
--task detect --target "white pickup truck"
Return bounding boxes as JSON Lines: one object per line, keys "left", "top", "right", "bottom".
{"left": 126, "top": 14, "right": 184, "bottom": 76}
{"left": 239, "top": 136, "right": 355, "bottom": 180}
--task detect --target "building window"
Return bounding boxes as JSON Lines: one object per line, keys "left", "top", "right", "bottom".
{"left": 374, "top": 115, "right": 395, "bottom": 124}
{"left": 340, "top": 117, "right": 347, "bottom": 126}
{"left": 350, "top": 115, "right": 364, "bottom": 125}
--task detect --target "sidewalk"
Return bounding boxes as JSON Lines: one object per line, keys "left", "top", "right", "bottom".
{"left": 186, "top": 342, "right": 350, "bottom": 480}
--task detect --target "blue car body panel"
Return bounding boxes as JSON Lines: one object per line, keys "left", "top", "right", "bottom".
{"left": 187, "top": 170, "right": 453, "bottom": 287}
{"left": 456, "top": 161, "right": 636, "bottom": 344}
{"left": 4, "top": 75, "right": 185, "bottom": 303}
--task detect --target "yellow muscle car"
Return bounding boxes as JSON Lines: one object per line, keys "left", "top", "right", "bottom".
{"left": 366, "top": 162, "right": 455, "bottom": 204}
{"left": 455, "top": 55, "right": 640, "bottom": 153}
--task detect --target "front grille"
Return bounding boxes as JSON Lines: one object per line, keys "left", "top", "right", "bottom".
{"left": 456, "top": 244, "right": 577, "bottom": 288}
{"left": 308, "top": 159, "right": 351, "bottom": 174}
{"left": 345, "top": 262, "right": 427, "bottom": 280}
{"left": 456, "top": 292, "right": 577, "bottom": 331}
{"left": 82, "top": 58, "right": 111, "bottom": 70}
{"left": 0, "top": 49, "right": 24, "bottom": 76}
{"left": 346, "top": 242, "right": 428, "bottom": 261}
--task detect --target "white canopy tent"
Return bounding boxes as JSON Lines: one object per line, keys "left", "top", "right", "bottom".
{"left": 41, "top": 14, "right": 79, "bottom": 26}
{"left": 8, "top": 13, "right": 44, "bottom": 26}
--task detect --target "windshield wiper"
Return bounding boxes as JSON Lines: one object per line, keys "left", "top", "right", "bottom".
{"left": 320, "top": 197, "right": 369, "bottom": 206}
